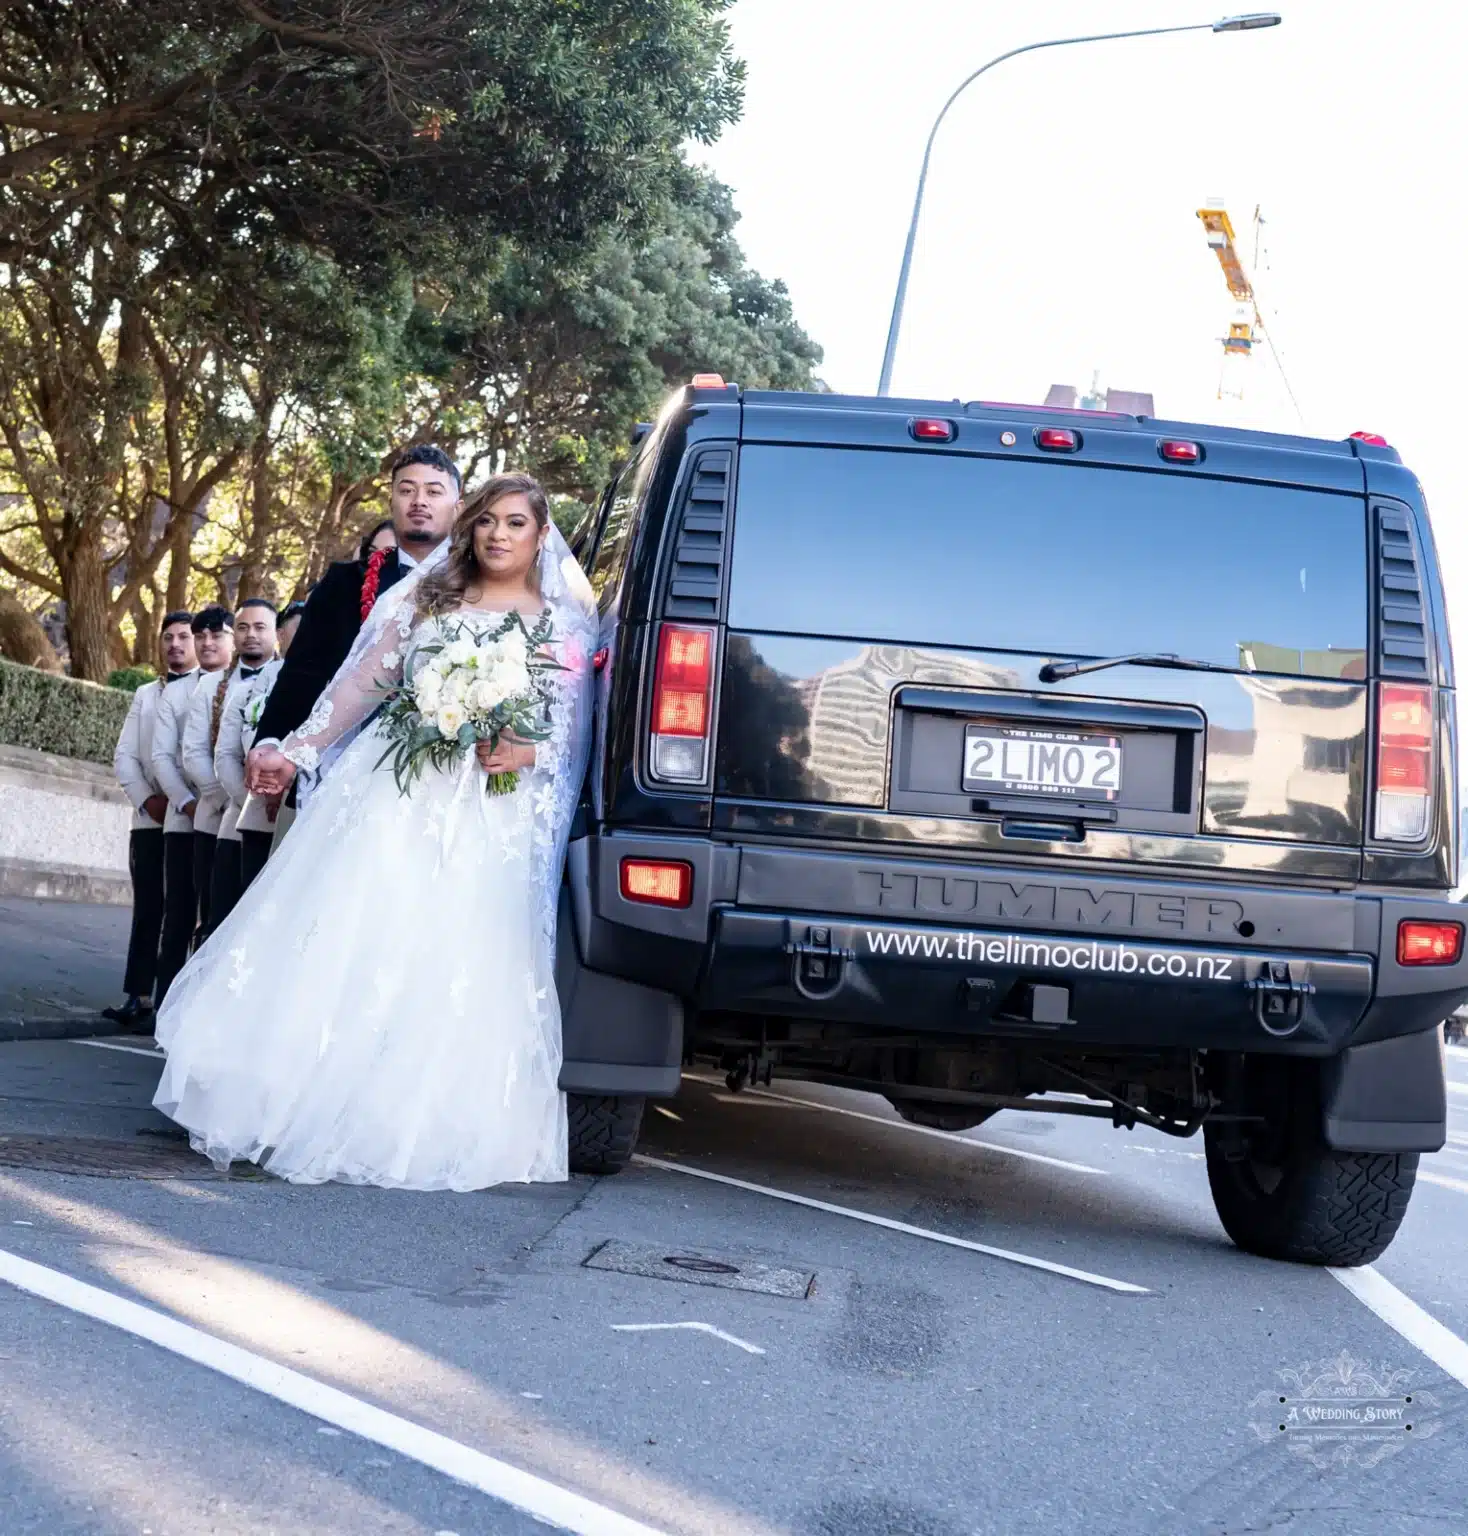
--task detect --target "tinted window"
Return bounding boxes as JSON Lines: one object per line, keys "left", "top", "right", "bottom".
{"left": 728, "top": 446, "right": 1367, "bottom": 680}
{"left": 587, "top": 452, "right": 648, "bottom": 611}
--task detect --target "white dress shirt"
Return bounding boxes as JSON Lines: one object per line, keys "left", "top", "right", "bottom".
{"left": 150, "top": 670, "right": 209, "bottom": 835}
{"left": 113, "top": 678, "right": 168, "bottom": 831}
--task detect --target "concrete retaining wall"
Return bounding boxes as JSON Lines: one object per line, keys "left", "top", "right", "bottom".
{"left": 0, "top": 743, "right": 132, "bottom": 905}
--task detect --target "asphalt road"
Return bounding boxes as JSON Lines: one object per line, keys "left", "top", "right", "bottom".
{"left": 1, "top": 1028, "right": 1466, "bottom": 1536}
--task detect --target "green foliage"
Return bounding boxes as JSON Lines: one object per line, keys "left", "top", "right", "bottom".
{"left": 106, "top": 667, "right": 157, "bottom": 693}
{"left": 0, "top": 659, "right": 131, "bottom": 766}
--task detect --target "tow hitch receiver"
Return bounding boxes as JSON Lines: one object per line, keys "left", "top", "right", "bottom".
{"left": 785, "top": 924, "right": 856, "bottom": 1002}
{"left": 1248, "top": 961, "right": 1316, "bottom": 1036}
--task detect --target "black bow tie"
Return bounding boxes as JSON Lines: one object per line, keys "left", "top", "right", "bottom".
{"left": 239, "top": 667, "right": 263, "bottom": 679}
{"left": 165, "top": 671, "right": 194, "bottom": 684}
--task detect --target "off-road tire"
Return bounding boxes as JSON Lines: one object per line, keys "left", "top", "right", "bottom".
{"left": 888, "top": 1098, "right": 998, "bottom": 1133}
{"left": 567, "top": 1093, "right": 645, "bottom": 1176}
{"left": 1205, "top": 1123, "right": 1419, "bottom": 1267}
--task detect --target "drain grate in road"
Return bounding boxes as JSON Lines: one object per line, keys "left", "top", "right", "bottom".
{"left": 0, "top": 1134, "right": 242, "bottom": 1180}
{"left": 583, "top": 1239, "right": 814, "bottom": 1298}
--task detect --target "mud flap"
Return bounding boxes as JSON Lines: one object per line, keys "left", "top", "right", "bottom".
{"left": 1320, "top": 1026, "right": 1447, "bottom": 1153}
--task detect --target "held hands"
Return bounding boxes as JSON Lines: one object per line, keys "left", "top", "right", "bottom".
{"left": 142, "top": 793, "right": 170, "bottom": 825}
{"left": 475, "top": 735, "right": 536, "bottom": 776}
{"left": 246, "top": 744, "right": 297, "bottom": 797}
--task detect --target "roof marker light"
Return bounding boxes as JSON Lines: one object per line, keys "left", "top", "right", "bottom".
{"left": 1035, "top": 427, "right": 1080, "bottom": 452}
{"left": 1159, "top": 440, "right": 1203, "bottom": 464}
{"left": 910, "top": 418, "right": 955, "bottom": 442}
{"left": 1349, "top": 430, "right": 1390, "bottom": 447}
{"left": 690, "top": 372, "right": 727, "bottom": 389}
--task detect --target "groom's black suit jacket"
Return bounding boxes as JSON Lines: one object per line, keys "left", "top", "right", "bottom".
{"left": 254, "top": 549, "right": 409, "bottom": 745}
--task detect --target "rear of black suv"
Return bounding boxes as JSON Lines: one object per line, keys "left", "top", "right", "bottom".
{"left": 554, "top": 382, "right": 1465, "bottom": 1266}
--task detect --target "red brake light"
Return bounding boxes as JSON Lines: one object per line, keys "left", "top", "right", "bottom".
{"left": 1159, "top": 440, "right": 1202, "bottom": 463}
{"left": 621, "top": 858, "right": 694, "bottom": 909}
{"left": 1035, "top": 427, "right": 1080, "bottom": 452}
{"left": 1374, "top": 682, "right": 1433, "bottom": 842}
{"left": 910, "top": 417, "right": 955, "bottom": 442}
{"left": 651, "top": 624, "right": 714, "bottom": 782}
{"left": 1350, "top": 431, "right": 1390, "bottom": 447}
{"left": 1397, "top": 920, "right": 1462, "bottom": 966}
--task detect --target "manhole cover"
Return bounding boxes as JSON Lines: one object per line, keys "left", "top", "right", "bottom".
{"left": 583, "top": 1239, "right": 814, "bottom": 1298}
{"left": 0, "top": 1135, "right": 244, "bottom": 1180}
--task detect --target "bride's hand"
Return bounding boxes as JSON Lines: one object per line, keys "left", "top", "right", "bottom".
{"left": 476, "top": 735, "right": 535, "bottom": 775}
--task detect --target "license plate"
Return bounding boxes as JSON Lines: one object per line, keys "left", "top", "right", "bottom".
{"left": 962, "top": 725, "right": 1122, "bottom": 800}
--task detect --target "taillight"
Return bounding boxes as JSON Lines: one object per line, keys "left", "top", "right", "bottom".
{"left": 1374, "top": 681, "right": 1433, "bottom": 842}
{"left": 620, "top": 858, "right": 694, "bottom": 909}
{"left": 651, "top": 624, "right": 714, "bottom": 783}
{"left": 1397, "top": 920, "right": 1463, "bottom": 966}
{"left": 1035, "top": 427, "right": 1080, "bottom": 452}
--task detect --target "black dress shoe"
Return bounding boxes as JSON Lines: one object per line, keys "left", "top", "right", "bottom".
{"left": 100, "top": 997, "right": 154, "bottom": 1033}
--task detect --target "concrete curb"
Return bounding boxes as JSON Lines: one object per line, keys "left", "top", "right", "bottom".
{"left": 0, "top": 1015, "right": 132, "bottom": 1044}
{"left": 0, "top": 857, "right": 131, "bottom": 906}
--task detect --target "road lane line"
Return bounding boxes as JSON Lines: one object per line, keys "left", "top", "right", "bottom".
{"left": 611, "top": 1322, "right": 765, "bottom": 1355}
{"left": 72, "top": 1040, "right": 163, "bottom": 1060}
{"left": 1420, "top": 1171, "right": 1468, "bottom": 1195}
{"left": 680, "top": 1074, "right": 1105, "bottom": 1176}
{"left": 0, "top": 1245, "right": 669, "bottom": 1536}
{"left": 1446, "top": 1080, "right": 1468, "bottom": 1097}
{"left": 630, "top": 1154, "right": 1147, "bottom": 1295}
{"left": 1331, "top": 1265, "right": 1468, "bottom": 1392}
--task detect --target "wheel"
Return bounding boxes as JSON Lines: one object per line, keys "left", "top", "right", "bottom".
{"left": 887, "top": 1096, "right": 997, "bottom": 1133}
{"left": 1205, "top": 1059, "right": 1418, "bottom": 1267}
{"left": 567, "top": 1093, "right": 645, "bottom": 1175}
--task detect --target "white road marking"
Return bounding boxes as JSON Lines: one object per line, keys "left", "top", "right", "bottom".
{"left": 1446, "top": 1080, "right": 1468, "bottom": 1097}
{"left": 72, "top": 1040, "right": 163, "bottom": 1060}
{"left": 650, "top": 1106, "right": 683, "bottom": 1122}
{"left": 1331, "top": 1265, "right": 1468, "bottom": 1392}
{"left": 680, "top": 1074, "right": 1105, "bottom": 1176}
{"left": 0, "top": 1246, "right": 669, "bottom": 1536}
{"left": 610, "top": 1322, "right": 765, "bottom": 1356}
{"left": 631, "top": 1154, "right": 1147, "bottom": 1295}
{"left": 1420, "top": 1171, "right": 1468, "bottom": 1195}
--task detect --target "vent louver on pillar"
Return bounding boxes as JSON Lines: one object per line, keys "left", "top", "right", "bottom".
{"left": 663, "top": 448, "right": 733, "bottom": 622}
{"left": 1375, "top": 503, "right": 1430, "bottom": 679}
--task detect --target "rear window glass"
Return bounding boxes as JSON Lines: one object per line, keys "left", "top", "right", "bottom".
{"left": 727, "top": 445, "right": 1367, "bottom": 680}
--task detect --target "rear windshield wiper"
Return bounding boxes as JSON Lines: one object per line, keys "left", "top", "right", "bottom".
{"left": 1038, "top": 651, "right": 1235, "bottom": 684}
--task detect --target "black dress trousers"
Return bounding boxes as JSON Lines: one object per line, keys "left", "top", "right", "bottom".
{"left": 155, "top": 830, "right": 197, "bottom": 1004}
{"left": 191, "top": 830, "right": 217, "bottom": 940}
{"left": 121, "top": 827, "right": 165, "bottom": 999}
{"left": 209, "top": 838, "right": 243, "bottom": 935}
{"left": 239, "top": 829, "right": 274, "bottom": 891}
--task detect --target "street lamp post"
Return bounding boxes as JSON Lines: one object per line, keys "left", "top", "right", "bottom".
{"left": 875, "top": 13, "right": 1282, "bottom": 397}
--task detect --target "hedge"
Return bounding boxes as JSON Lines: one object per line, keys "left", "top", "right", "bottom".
{"left": 0, "top": 656, "right": 132, "bottom": 766}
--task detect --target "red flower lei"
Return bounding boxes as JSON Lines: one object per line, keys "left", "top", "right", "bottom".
{"left": 360, "top": 546, "right": 389, "bottom": 622}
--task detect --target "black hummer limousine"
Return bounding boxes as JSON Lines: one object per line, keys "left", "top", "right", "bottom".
{"left": 552, "top": 379, "right": 1465, "bottom": 1267}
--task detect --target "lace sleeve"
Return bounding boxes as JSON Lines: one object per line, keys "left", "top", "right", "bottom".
{"left": 279, "top": 613, "right": 407, "bottom": 773}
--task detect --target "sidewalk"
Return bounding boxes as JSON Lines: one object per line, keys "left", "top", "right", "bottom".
{"left": 0, "top": 897, "right": 131, "bottom": 1041}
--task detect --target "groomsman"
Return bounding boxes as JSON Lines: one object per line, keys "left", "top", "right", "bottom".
{"left": 184, "top": 598, "right": 278, "bottom": 936}
{"left": 151, "top": 605, "right": 234, "bottom": 1003}
{"left": 248, "top": 445, "right": 459, "bottom": 802}
{"left": 216, "top": 654, "right": 282, "bottom": 906}
{"left": 104, "top": 612, "right": 197, "bottom": 1030}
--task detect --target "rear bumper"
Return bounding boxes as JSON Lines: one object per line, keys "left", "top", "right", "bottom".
{"left": 563, "top": 835, "right": 1463, "bottom": 1137}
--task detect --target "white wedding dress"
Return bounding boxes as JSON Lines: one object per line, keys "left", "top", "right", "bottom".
{"left": 153, "top": 535, "right": 596, "bottom": 1191}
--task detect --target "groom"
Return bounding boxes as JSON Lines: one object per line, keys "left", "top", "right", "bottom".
{"left": 247, "top": 444, "right": 460, "bottom": 801}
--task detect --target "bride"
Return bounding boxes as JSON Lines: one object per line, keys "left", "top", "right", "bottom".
{"left": 153, "top": 473, "right": 596, "bottom": 1190}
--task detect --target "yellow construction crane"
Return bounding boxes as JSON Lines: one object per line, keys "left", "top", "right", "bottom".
{"left": 1196, "top": 202, "right": 1262, "bottom": 401}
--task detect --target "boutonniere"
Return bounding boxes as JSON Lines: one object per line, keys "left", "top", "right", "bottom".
{"left": 360, "top": 546, "right": 390, "bottom": 622}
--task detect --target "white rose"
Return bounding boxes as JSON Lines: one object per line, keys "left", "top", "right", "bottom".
{"left": 413, "top": 671, "right": 442, "bottom": 710}
{"left": 446, "top": 637, "right": 477, "bottom": 666}
{"left": 499, "top": 629, "right": 529, "bottom": 665}
{"left": 466, "top": 678, "right": 497, "bottom": 714}
{"left": 441, "top": 670, "right": 468, "bottom": 704}
{"left": 435, "top": 702, "right": 467, "bottom": 738}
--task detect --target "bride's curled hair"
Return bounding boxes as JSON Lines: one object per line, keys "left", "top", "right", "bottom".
{"left": 414, "top": 472, "right": 550, "bottom": 621}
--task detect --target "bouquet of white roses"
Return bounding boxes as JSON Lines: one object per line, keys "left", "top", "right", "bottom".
{"left": 374, "top": 611, "right": 560, "bottom": 795}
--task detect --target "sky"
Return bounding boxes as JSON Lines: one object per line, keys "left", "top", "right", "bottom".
{"left": 696, "top": 0, "right": 1468, "bottom": 683}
